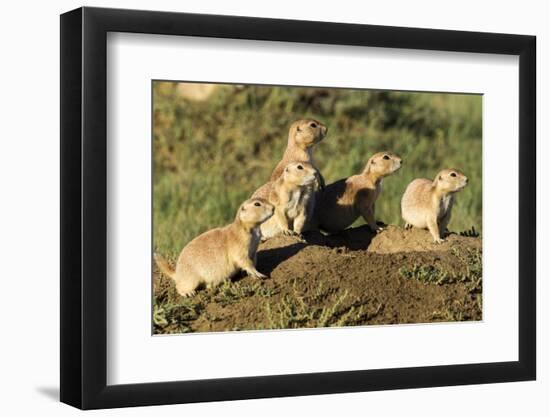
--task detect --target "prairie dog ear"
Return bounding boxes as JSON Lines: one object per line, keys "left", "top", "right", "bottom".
{"left": 296, "top": 125, "right": 302, "bottom": 132}
{"left": 439, "top": 175, "right": 443, "bottom": 180}
{"left": 268, "top": 189, "right": 280, "bottom": 206}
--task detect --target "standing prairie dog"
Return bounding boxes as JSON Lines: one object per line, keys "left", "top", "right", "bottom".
{"left": 154, "top": 198, "right": 274, "bottom": 297}
{"left": 316, "top": 152, "right": 402, "bottom": 233}
{"left": 267, "top": 119, "right": 327, "bottom": 233}
{"left": 401, "top": 169, "right": 468, "bottom": 243}
{"left": 270, "top": 119, "right": 328, "bottom": 185}
{"left": 252, "top": 162, "right": 318, "bottom": 240}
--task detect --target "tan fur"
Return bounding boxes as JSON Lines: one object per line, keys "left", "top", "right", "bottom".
{"left": 401, "top": 168, "right": 468, "bottom": 243}
{"left": 252, "top": 162, "right": 317, "bottom": 240}
{"left": 270, "top": 119, "right": 328, "bottom": 183}
{"left": 251, "top": 181, "right": 272, "bottom": 200}
{"left": 316, "top": 152, "right": 402, "bottom": 233}
{"left": 154, "top": 198, "right": 274, "bottom": 297}
{"left": 265, "top": 119, "right": 327, "bottom": 234}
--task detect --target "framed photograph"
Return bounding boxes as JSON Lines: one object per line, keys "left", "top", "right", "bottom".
{"left": 60, "top": 6, "right": 536, "bottom": 409}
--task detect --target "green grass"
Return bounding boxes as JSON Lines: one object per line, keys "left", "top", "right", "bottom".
{"left": 153, "top": 275, "right": 385, "bottom": 333}
{"left": 399, "top": 264, "right": 451, "bottom": 285}
{"left": 398, "top": 246, "right": 483, "bottom": 322}
{"left": 153, "top": 82, "right": 482, "bottom": 258}
{"left": 153, "top": 278, "right": 280, "bottom": 334}
{"left": 212, "top": 280, "right": 278, "bottom": 306}
{"left": 262, "top": 283, "right": 385, "bottom": 330}
{"left": 263, "top": 282, "right": 351, "bottom": 329}
{"left": 399, "top": 247, "right": 483, "bottom": 293}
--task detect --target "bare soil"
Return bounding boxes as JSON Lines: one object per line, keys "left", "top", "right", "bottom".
{"left": 153, "top": 225, "right": 482, "bottom": 334}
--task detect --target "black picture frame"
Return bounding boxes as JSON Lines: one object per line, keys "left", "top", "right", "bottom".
{"left": 60, "top": 6, "right": 536, "bottom": 410}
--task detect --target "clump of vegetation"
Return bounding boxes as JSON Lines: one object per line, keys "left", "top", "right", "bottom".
{"left": 264, "top": 283, "right": 349, "bottom": 329}
{"left": 399, "top": 264, "right": 450, "bottom": 285}
{"left": 451, "top": 247, "right": 483, "bottom": 294}
{"left": 153, "top": 278, "right": 280, "bottom": 333}
{"left": 400, "top": 247, "right": 482, "bottom": 290}
{"left": 211, "top": 280, "right": 278, "bottom": 307}
{"left": 398, "top": 247, "right": 482, "bottom": 322}
{"left": 153, "top": 298, "right": 203, "bottom": 334}
{"left": 262, "top": 282, "right": 383, "bottom": 330}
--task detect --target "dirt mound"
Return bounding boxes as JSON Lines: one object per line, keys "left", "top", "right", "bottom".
{"left": 262, "top": 224, "right": 481, "bottom": 254}
{"left": 153, "top": 226, "right": 482, "bottom": 334}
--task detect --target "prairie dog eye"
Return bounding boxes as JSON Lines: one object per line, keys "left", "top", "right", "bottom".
{"left": 297, "top": 164, "right": 303, "bottom": 170}
{"left": 254, "top": 202, "right": 261, "bottom": 207}
{"left": 310, "top": 122, "right": 317, "bottom": 128}
{"left": 450, "top": 172, "right": 457, "bottom": 177}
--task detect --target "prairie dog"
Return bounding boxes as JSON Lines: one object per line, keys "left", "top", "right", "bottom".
{"left": 270, "top": 119, "right": 328, "bottom": 185}
{"left": 401, "top": 169, "right": 468, "bottom": 243}
{"left": 253, "top": 162, "right": 318, "bottom": 240}
{"left": 316, "top": 152, "right": 402, "bottom": 233}
{"left": 154, "top": 198, "right": 274, "bottom": 297}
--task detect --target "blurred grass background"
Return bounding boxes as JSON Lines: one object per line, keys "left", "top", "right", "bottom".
{"left": 153, "top": 81, "right": 482, "bottom": 258}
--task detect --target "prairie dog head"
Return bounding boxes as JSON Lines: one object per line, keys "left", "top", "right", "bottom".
{"left": 433, "top": 169, "right": 468, "bottom": 194}
{"left": 238, "top": 198, "right": 275, "bottom": 227}
{"left": 289, "top": 119, "right": 327, "bottom": 149}
{"left": 282, "top": 161, "right": 318, "bottom": 187}
{"left": 364, "top": 151, "right": 403, "bottom": 178}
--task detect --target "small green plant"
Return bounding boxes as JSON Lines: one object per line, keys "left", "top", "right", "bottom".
{"left": 153, "top": 305, "right": 169, "bottom": 327}
{"left": 400, "top": 248, "right": 482, "bottom": 291}
{"left": 152, "top": 297, "right": 203, "bottom": 333}
{"left": 335, "top": 302, "right": 384, "bottom": 327}
{"left": 153, "top": 276, "right": 283, "bottom": 333}
{"left": 318, "top": 290, "right": 349, "bottom": 327}
{"left": 211, "top": 280, "right": 278, "bottom": 306}
{"left": 399, "top": 264, "right": 450, "bottom": 285}
{"left": 452, "top": 247, "right": 483, "bottom": 293}
{"left": 263, "top": 283, "right": 380, "bottom": 329}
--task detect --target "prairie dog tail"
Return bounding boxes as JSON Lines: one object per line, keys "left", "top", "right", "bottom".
{"left": 154, "top": 253, "right": 175, "bottom": 280}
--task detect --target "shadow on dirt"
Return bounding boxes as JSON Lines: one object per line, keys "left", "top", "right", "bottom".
{"left": 255, "top": 225, "right": 378, "bottom": 275}
{"left": 257, "top": 241, "right": 308, "bottom": 275}
{"left": 321, "top": 225, "right": 377, "bottom": 251}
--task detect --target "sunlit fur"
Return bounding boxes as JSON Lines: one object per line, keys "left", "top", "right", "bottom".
{"left": 154, "top": 198, "right": 274, "bottom": 297}
{"left": 316, "top": 151, "right": 402, "bottom": 233}
{"left": 253, "top": 162, "right": 317, "bottom": 240}
{"left": 401, "top": 168, "right": 468, "bottom": 243}
{"left": 269, "top": 118, "right": 328, "bottom": 184}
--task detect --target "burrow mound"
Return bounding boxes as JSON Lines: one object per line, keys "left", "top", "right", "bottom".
{"left": 260, "top": 224, "right": 481, "bottom": 254}
{"left": 153, "top": 225, "right": 482, "bottom": 334}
